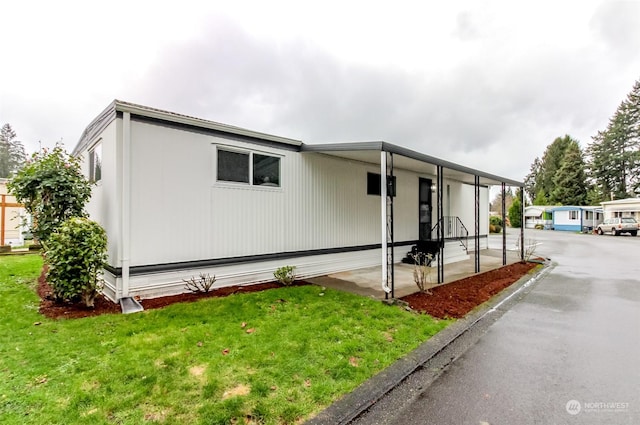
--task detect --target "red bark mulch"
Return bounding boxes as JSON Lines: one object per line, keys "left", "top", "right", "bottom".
{"left": 400, "top": 261, "right": 539, "bottom": 319}
{"left": 37, "top": 266, "right": 308, "bottom": 320}
{"left": 37, "top": 261, "right": 540, "bottom": 320}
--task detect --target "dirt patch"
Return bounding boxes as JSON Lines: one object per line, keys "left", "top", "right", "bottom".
{"left": 222, "top": 384, "right": 251, "bottom": 399}
{"left": 400, "top": 261, "right": 539, "bottom": 319}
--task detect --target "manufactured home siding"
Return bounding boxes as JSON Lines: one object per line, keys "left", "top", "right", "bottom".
{"left": 127, "top": 121, "right": 423, "bottom": 266}
{"left": 83, "top": 120, "right": 120, "bottom": 265}
{"left": 129, "top": 121, "right": 213, "bottom": 266}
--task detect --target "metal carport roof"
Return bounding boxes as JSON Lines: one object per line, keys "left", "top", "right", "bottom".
{"left": 301, "top": 141, "right": 524, "bottom": 187}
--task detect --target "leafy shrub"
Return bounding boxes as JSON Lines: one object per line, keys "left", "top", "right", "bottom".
{"left": 274, "top": 266, "right": 296, "bottom": 286}
{"left": 45, "top": 217, "right": 108, "bottom": 307}
{"left": 8, "top": 145, "right": 92, "bottom": 244}
{"left": 489, "top": 224, "right": 503, "bottom": 233}
{"left": 489, "top": 216, "right": 503, "bottom": 227}
{"left": 184, "top": 273, "right": 217, "bottom": 293}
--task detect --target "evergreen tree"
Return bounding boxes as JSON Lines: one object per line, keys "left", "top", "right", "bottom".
{"left": 550, "top": 140, "right": 588, "bottom": 205}
{"left": 508, "top": 189, "right": 523, "bottom": 228}
{"left": 587, "top": 78, "right": 640, "bottom": 200}
{"left": 525, "top": 135, "right": 577, "bottom": 205}
{"left": 0, "top": 124, "right": 27, "bottom": 177}
{"left": 539, "top": 135, "right": 573, "bottom": 200}
{"left": 524, "top": 157, "right": 542, "bottom": 202}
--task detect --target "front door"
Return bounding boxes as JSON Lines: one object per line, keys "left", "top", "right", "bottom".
{"left": 419, "top": 178, "right": 432, "bottom": 241}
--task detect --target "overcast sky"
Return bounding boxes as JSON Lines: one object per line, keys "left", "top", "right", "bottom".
{"left": 2, "top": 0, "right": 639, "bottom": 182}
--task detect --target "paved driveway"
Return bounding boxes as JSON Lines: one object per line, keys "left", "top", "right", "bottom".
{"left": 352, "top": 229, "right": 640, "bottom": 424}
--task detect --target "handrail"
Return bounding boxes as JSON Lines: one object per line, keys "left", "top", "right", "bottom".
{"left": 431, "top": 216, "right": 469, "bottom": 252}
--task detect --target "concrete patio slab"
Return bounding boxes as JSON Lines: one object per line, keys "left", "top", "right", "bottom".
{"left": 307, "top": 248, "right": 522, "bottom": 299}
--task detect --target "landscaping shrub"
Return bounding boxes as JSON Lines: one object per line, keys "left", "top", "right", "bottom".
{"left": 184, "top": 273, "right": 217, "bottom": 293}
{"left": 274, "top": 265, "right": 296, "bottom": 285}
{"left": 45, "top": 217, "right": 108, "bottom": 307}
{"left": 489, "top": 216, "right": 503, "bottom": 227}
{"left": 8, "top": 145, "right": 92, "bottom": 244}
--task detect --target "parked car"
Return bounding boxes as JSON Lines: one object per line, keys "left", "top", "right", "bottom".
{"left": 596, "top": 217, "right": 638, "bottom": 236}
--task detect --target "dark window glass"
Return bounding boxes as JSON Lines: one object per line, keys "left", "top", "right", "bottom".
{"left": 89, "top": 144, "right": 102, "bottom": 182}
{"left": 253, "top": 154, "right": 280, "bottom": 186}
{"left": 217, "top": 150, "right": 249, "bottom": 183}
{"left": 367, "top": 172, "right": 396, "bottom": 196}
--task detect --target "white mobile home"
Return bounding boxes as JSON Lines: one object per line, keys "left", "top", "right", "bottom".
{"left": 73, "top": 101, "right": 523, "bottom": 303}
{"left": 524, "top": 205, "right": 554, "bottom": 229}
{"left": 601, "top": 198, "right": 640, "bottom": 221}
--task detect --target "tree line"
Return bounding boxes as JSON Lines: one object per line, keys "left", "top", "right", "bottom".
{"left": 0, "top": 124, "right": 27, "bottom": 178}
{"left": 525, "top": 78, "right": 640, "bottom": 205}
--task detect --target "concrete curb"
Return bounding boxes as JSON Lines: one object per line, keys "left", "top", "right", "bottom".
{"left": 305, "top": 260, "right": 554, "bottom": 425}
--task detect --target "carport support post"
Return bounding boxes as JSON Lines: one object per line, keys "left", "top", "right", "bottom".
{"left": 474, "top": 175, "right": 480, "bottom": 273}
{"left": 437, "top": 165, "right": 444, "bottom": 283}
{"left": 520, "top": 188, "right": 525, "bottom": 261}
{"left": 380, "top": 151, "right": 391, "bottom": 298}
{"left": 502, "top": 183, "right": 506, "bottom": 265}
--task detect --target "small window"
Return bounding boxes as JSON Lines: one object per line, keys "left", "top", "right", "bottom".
{"left": 569, "top": 210, "right": 578, "bottom": 220}
{"left": 89, "top": 143, "right": 102, "bottom": 182}
{"left": 217, "top": 149, "right": 249, "bottom": 183}
{"left": 367, "top": 172, "right": 396, "bottom": 196}
{"left": 216, "top": 148, "right": 280, "bottom": 187}
{"left": 253, "top": 154, "right": 280, "bottom": 186}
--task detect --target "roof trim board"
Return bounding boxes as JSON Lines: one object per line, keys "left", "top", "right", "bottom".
{"left": 73, "top": 100, "right": 524, "bottom": 187}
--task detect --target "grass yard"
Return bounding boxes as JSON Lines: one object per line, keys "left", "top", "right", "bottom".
{"left": 0, "top": 255, "right": 449, "bottom": 424}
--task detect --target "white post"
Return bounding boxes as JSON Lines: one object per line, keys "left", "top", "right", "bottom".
{"left": 121, "top": 112, "right": 131, "bottom": 298}
{"left": 380, "top": 152, "right": 391, "bottom": 293}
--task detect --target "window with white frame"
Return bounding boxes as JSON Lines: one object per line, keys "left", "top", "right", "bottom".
{"left": 216, "top": 147, "right": 280, "bottom": 187}
{"left": 569, "top": 210, "right": 578, "bottom": 220}
{"left": 89, "top": 143, "right": 102, "bottom": 183}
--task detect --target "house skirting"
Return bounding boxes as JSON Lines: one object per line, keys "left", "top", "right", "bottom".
{"left": 101, "top": 237, "right": 488, "bottom": 301}
{"left": 553, "top": 224, "right": 581, "bottom": 232}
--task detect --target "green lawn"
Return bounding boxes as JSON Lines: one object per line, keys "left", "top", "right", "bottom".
{"left": 0, "top": 255, "right": 449, "bottom": 424}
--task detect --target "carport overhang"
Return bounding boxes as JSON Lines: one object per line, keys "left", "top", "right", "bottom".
{"left": 301, "top": 141, "right": 525, "bottom": 298}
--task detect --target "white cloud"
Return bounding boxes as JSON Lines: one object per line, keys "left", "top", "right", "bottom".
{"left": 1, "top": 0, "right": 638, "bottom": 182}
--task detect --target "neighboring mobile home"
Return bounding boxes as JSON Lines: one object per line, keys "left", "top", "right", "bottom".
{"left": 600, "top": 198, "right": 640, "bottom": 221}
{"left": 524, "top": 205, "right": 554, "bottom": 229}
{"left": 73, "top": 100, "right": 523, "bottom": 303}
{"left": 550, "top": 206, "right": 603, "bottom": 232}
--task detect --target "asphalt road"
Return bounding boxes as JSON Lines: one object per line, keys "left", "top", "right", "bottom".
{"left": 353, "top": 229, "right": 640, "bottom": 425}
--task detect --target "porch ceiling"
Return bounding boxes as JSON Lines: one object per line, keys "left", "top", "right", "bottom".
{"left": 302, "top": 141, "right": 523, "bottom": 187}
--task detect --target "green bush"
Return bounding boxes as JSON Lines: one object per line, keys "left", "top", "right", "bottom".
{"left": 8, "top": 145, "right": 92, "bottom": 243}
{"left": 274, "top": 265, "right": 296, "bottom": 286}
{"left": 489, "top": 216, "right": 503, "bottom": 227}
{"left": 45, "top": 217, "right": 108, "bottom": 307}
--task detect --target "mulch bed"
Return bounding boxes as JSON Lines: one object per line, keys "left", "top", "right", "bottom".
{"left": 400, "top": 261, "right": 538, "bottom": 319}
{"left": 37, "top": 262, "right": 539, "bottom": 320}
{"left": 37, "top": 266, "right": 308, "bottom": 320}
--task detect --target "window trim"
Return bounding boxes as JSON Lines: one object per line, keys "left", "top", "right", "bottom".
{"left": 214, "top": 145, "right": 282, "bottom": 189}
